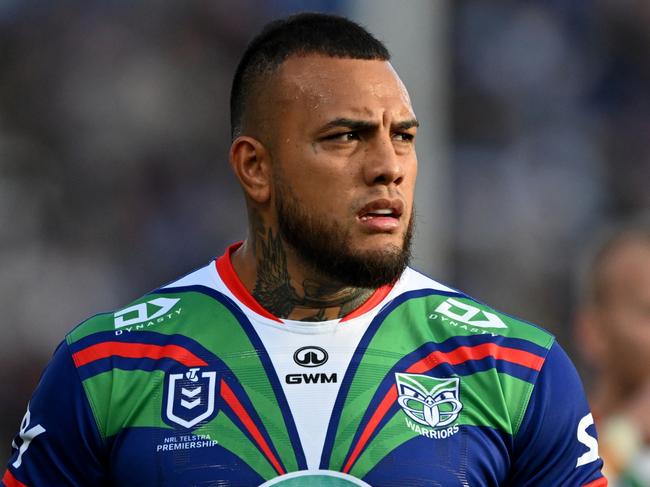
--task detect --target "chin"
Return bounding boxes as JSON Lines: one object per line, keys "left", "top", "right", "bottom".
{"left": 356, "top": 233, "right": 405, "bottom": 251}
{"left": 350, "top": 241, "right": 404, "bottom": 260}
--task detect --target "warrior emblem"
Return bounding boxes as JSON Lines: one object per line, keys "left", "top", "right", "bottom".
{"left": 395, "top": 373, "right": 463, "bottom": 428}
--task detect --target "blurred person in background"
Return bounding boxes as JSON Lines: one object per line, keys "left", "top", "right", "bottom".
{"left": 3, "top": 10, "right": 606, "bottom": 487}
{"left": 575, "top": 216, "right": 650, "bottom": 485}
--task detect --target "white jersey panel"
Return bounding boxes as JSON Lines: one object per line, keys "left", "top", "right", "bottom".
{"left": 249, "top": 317, "right": 371, "bottom": 469}
{"left": 161, "top": 260, "right": 458, "bottom": 469}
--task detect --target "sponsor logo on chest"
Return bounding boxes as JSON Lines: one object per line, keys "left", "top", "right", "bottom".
{"left": 285, "top": 346, "right": 337, "bottom": 385}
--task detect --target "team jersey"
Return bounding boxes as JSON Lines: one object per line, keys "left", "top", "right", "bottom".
{"left": 4, "top": 244, "right": 607, "bottom": 486}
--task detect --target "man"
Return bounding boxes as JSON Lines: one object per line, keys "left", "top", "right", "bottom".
{"left": 4, "top": 12, "right": 606, "bottom": 486}
{"left": 575, "top": 218, "right": 650, "bottom": 486}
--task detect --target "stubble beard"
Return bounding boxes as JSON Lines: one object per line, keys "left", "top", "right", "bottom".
{"left": 275, "top": 182, "right": 414, "bottom": 289}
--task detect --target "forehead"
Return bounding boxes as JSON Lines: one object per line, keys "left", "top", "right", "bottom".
{"left": 271, "top": 55, "right": 414, "bottom": 121}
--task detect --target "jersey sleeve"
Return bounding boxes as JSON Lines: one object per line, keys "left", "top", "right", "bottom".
{"left": 2, "top": 340, "right": 108, "bottom": 487}
{"left": 505, "top": 340, "right": 607, "bottom": 486}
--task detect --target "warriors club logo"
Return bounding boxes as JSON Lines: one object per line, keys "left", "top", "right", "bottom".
{"left": 293, "top": 346, "right": 328, "bottom": 367}
{"left": 395, "top": 373, "right": 463, "bottom": 429}
{"left": 163, "top": 367, "right": 217, "bottom": 429}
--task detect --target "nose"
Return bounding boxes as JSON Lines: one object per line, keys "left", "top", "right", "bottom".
{"left": 362, "top": 134, "right": 405, "bottom": 187}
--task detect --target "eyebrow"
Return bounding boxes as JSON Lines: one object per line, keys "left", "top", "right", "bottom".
{"left": 394, "top": 119, "right": 420, "bottom": 130}
{"left": 319, "top": 117, "right": 419, "bottom": 132}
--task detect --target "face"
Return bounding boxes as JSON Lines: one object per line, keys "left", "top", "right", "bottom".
{"left": 265, "top": 55, "right": 418, "bottom": 286}
{"left": 592, "top": 239, "right": 650, "bottom": 388}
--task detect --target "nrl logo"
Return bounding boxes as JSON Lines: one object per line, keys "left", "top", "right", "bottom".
{"left": 395, "top": 373, "right": 463, "bottom": 429}
{"left": 163, "top": 368, "right": 217, "bottom": 429}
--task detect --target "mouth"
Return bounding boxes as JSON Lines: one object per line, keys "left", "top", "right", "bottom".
{"left": 357, "top": 199, "right": 404, "bottom": 231}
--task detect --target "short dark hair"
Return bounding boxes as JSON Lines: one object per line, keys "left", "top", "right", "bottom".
{"left": 230, "top": 12, "right": 390, "bottom": 140}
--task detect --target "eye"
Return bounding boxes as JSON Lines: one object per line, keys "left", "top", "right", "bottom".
{"left": 323, "top": 131, "right": 360, "bottom": 142}
{"left": 393, "top": 132, "right": 414, "bottom": 143}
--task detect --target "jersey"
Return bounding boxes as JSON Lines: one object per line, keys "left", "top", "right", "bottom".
{"left": 3, "top": 244, "right": 607, "bottom": 486}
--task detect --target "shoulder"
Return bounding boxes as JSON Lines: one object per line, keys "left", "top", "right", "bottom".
{"left": 395, "top": 267, "right": 556, "bottom": 352}
{"left": 60, "top": 260, "right": 241, "bottom": 439}
{"left": 65, "top": 260, "right": 228, "bottom": 347}
{"left": 389, "top": 267, "right": 558, "bottom": 435}
{"left": 507, "top": 341, "right": 605, "bottom": 484}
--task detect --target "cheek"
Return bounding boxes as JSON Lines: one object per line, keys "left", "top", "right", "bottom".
{"left": 281, "top": 171, "right": 354, "bottom": 218}
{"left": 320, "top": 188, "right": 357, "bottom": 219}
{"left": 294, "top": 165, "right": 357, "bottom": 213}
{"left": 401, "top": 157, "right": 417, "bottom": 196}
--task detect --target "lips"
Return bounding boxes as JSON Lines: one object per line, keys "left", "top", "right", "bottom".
{"left": 357, "top": 198, "right": 404, "bottom": 221}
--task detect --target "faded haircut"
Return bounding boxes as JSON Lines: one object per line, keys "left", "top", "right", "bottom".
{"left": 230, "top": 12, "right": 390, "bottom": 140}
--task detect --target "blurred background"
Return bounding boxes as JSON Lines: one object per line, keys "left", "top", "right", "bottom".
{"left": 1, "top": 0, "right": 649, "bottom": 462}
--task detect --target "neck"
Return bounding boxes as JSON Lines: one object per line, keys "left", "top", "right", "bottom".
{"left": 231, "top": 211, "right": 373, "bottom": 322}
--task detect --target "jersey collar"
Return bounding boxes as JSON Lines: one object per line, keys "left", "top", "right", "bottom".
{"left": 215, "top": 242, "right": 393, "bottom": 323}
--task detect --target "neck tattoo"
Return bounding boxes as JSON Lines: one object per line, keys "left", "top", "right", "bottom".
{"left": 249, "top": 211, "right": 373, "bottom": 321}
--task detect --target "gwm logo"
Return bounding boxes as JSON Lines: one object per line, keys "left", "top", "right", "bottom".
{"left": 395, "top": 373, "right": 463, "bottom": 440}
{"left": 293, "top": 346, "right": 328, "bottom": 367}
{"left": 285, "top": 373, "right": 337, "bottom": 384}
{"left": 286, "top": 346, "right": 336, "bottom": 384}
{"left": 163, "top": 368, "right": 217, "bottom": 429}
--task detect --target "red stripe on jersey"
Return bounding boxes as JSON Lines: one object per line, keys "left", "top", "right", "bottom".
{"left": 2, "top": 470, "right": 28, "bottom": 487}
{"left": 220, "top": 379, "right": 286, "bottom": 476}
{"left": 583, "top": 477, "right": 608, "bottom": 487}
{"left": 216, "top": 243, "right": 283, "bottom": 323}
{"left": 71, "top": 342, "right": 208, "bottom": 368}
{"left": 343, "top": 385, "right": 398, "bottom": 474}
{"left": 407, "top": 343, "right": 545, "bottom": 373}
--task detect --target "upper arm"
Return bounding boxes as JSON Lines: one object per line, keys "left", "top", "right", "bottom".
{"left": 3, "top": 341, "right": 108, "bottom": 487}
{"left": 505, "top": 341, "right": 607, "bottom": 486}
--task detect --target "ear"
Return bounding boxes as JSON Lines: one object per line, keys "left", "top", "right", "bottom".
{"left": 574, "top": 305, "right": 608, "bottom": 367}
{"left": 229, "top": 136, "right": 272, "bottom": 204}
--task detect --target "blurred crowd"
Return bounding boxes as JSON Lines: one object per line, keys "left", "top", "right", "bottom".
{"left": 451, "top": 3, "right": 650, "bottom": 482}
{"left": 451, "top": 0, "right": 650, "bottom": 350}
{"left": 0, "top": 0, "right": 339, "bottom": 462}
{"left": 2, "top": 0, "right": 650, "bottom": 479}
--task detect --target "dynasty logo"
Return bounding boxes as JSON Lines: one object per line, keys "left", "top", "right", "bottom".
{"left": 429, "top": 298, "right": 507, "bottom": 336}
{"left": 113, "top": 297, "right": 182, "bottom": 335}
{"left": 395, "top": 373, "right": 463, "bottom": 439}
